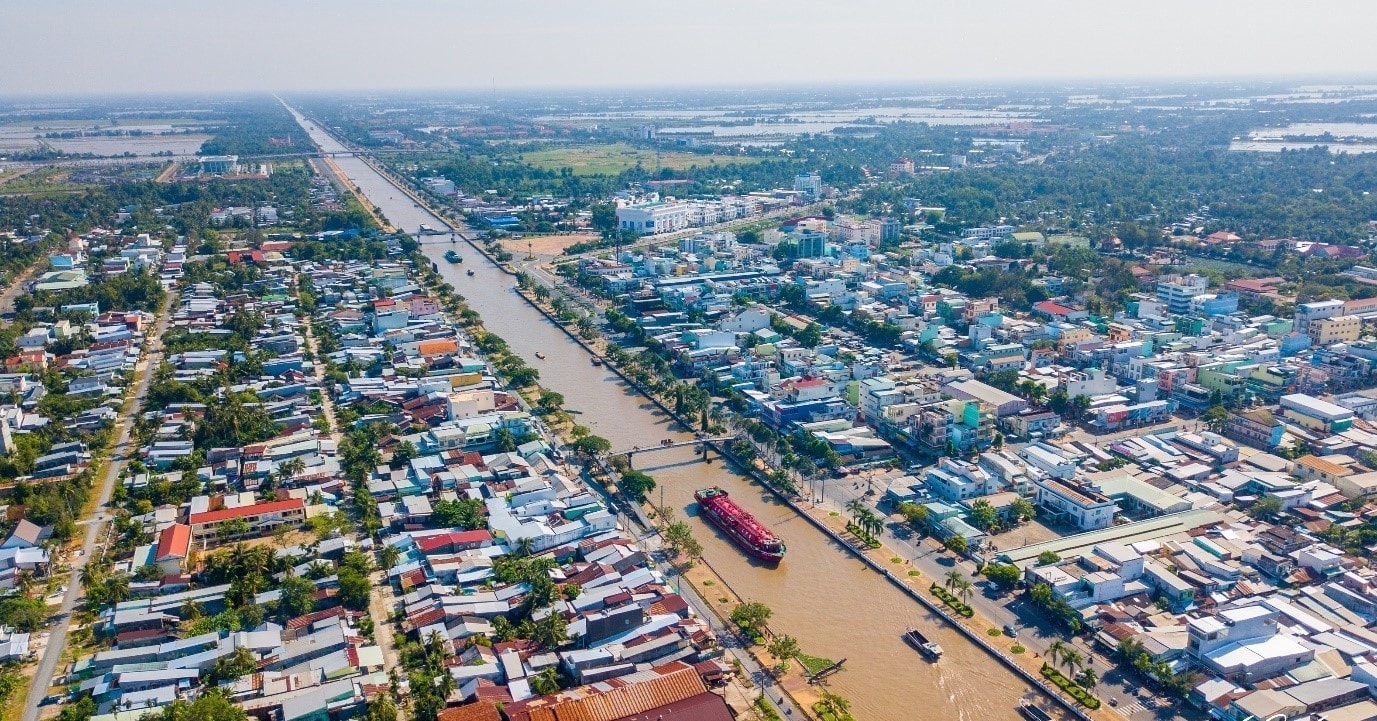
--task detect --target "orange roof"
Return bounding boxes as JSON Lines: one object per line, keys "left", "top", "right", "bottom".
{"left": 189, "top": 499, "right": 304, "bottom": 526}
{"left": 1296, "top": 455, "right": 1350, "bottom": 477}
{"left": 512, "top": 662, "right": 707, "bottom": 721}
{"left": 155, "top": 523, "right": 190, "bottom": 561}
{"left": 417, "top": 339, "right": 458, "bottom": 356}
{"left": 437, "top": 704, "right": 502, "bottom": 721}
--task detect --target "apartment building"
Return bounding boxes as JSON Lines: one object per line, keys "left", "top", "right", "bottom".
{"left": 1033, "top": 477, "right": 1117, "bottom": 530}
{"left": 1308, "top": 315, "right": 1361, "bottom": 345}
{"left": 1156, "top": 274, "right": 1210, "bottom": 314}
{"left": 188, "top": 499, "right": 306, "bottom": 547}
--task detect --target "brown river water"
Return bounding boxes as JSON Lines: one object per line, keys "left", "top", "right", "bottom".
{"left": 287, "top": 105, "right": 1035, "bottom": 721}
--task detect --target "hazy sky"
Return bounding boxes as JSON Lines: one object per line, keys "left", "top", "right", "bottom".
{"left": 6, "top": 0, "right": 1377, "bottom": 95}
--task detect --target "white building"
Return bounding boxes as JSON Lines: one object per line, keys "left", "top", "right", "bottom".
{"left": 793, "top": 173, "right": 822, "bottom": 198}
{"left": 1155, "top": 274, "right": 1210, "bottom": 314}
{"left": 1033, "top": 477, "right": 1116, "bottom": 530}
{"left": 616, "top": 201, "right": 691, "bottom": 235}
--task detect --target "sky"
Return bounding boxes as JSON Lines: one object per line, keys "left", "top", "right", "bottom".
{"left": 5, "top": 0, "right": 1377, "bottom": 95}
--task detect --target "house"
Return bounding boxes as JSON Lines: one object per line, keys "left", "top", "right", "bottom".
{"left": 153, "top": 524, "right": 191, "bottom": 576}
{"left": 1, "top": 520, "right": 50, "bottom": 550}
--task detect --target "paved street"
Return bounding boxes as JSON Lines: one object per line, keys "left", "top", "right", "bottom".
{"left": 21, "top": 291, "right": 177, "bottom": 721}
{"left": 818, "top": 474, "right": 1188, "bottom": 721}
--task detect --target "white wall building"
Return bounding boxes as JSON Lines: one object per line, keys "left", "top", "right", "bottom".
{"left": 616, "top": 201, "right": 691, "bottom": 235}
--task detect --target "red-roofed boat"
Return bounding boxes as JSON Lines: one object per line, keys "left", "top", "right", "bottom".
{"left": 694, "top": 487, "right": 785, "bottom": 564}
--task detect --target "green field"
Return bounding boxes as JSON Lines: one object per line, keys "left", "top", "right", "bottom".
{"left": 520, "top": 143, "right": 759, "bottom": 176}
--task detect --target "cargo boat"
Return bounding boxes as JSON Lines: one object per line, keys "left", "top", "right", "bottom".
{"left": 903, "top": 627, "right": 943, "bottom": 660}
{"left": 694, "top": 487, "right": 785, "bottom": 564}
{"left": 1018, "top": 700, "right": 1052, "bottom": 721}
{"left": 445, "top": 250, "right": 463, "bottom": 263}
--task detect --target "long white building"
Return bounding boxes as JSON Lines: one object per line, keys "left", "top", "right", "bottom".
{"left": 616, "top": 201, "right": 691, "bottom": 235}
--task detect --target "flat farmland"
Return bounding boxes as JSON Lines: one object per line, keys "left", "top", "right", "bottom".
{"left": 519, "top": 143, "right": 760, "bottom": 175}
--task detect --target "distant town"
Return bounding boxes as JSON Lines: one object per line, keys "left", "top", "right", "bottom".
{"left": 3, "top": 82, "right": 1377, "bottom": 721}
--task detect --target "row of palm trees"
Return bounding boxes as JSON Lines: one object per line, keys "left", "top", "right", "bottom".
{"left": 845, "top": 498, "right": 884, "bottom": 543}
{"left": 1047, "top": 639, "right": 1098, "bottom": 691}
{"left": 943, "top": 569, "right": 974, "bottom": 604}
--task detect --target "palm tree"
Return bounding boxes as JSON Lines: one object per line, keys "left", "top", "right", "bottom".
{"left": 15, "top": 570, "right": 35, "bottom": 599}
{"left": 955, "top": 578, "right": 973, "bottom": 604}
{"left": 1060, "top": 647, "right": 1084, "bottom": 677}
{"left": 845, "top": 498, "right": 866, "bottom": 524}
{"left": 379, "top": 544, "right": 401, "bottom": 570}
{"left": 945, "top": 569, "right": 964, "bottom": 592}
{"left": 1046, "top": 639, "right": 1068, "bottom": 669}
{"left": 1077, "top": 667, "right": 1099, "bottom": 691}
{"left": 513, "top": 536, "right": 536, "bottom": 558}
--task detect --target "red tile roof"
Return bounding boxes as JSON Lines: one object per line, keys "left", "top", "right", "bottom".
{"left": 437, "top": 703, "right": 502, "bottom": 721}
{"left": 155, "top": 523, "right": 190, "bottom": 561}
{"left": 416, "top": 531, "right": 493, "bottom": 554}
{"left": 1034, "top": 300, "right": 1076, "bottom": 316}
{"left": 189, "top": 499, "right": 304, "bottom": 526}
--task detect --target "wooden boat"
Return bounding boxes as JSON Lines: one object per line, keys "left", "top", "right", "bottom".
{"left": 466, "top": 269, "right": 475, "bottom": 276}
{"left": 535, "top": 352, "right": 547, "bottom": 360}
{"left": 590, "top": 357, "right": 603, "bottom": 367}
{"left": 903, "top": 627, "right": 943, "bottom": 660}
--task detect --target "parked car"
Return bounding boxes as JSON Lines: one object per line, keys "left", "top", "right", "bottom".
{"left": 1003, "top": 624, "right": 1019, "bottom": 638}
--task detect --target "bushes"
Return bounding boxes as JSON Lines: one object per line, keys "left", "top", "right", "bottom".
{"left": 1041, "top": 664, "right": 1101, "bottom": 709}
{"left": 929, "top": 583, "right": 975, "bottom": 618}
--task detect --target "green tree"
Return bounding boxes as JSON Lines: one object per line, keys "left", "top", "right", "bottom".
{"left": 983, "top": 563, "right": 1022, "bottom": 590}
{"left": 278, "top": 574, "right": 318, "bottom": 619}
{"left": 944, "top": 535, "right": 968, "bottom": 554}
{"left": 1248, "top": 496, "right": 1284, "bottom": 522}
{"left": 796, "top": 322, "right": 824, "bottom": 348}
{"left": 1009, "top": 497, "right": 1036, "bottom": 523}
{"left": 337, "top": 568, "right": 370, "bottom": 611}
{"left": 663, "top": 521, "right": 703, "bottom": 561}
{"left": 898, "top": 501, "right": 929, "bottom": 530}
{"left": 211, "top": 646, "right": 257, "bottom": 683}
{"left": 967, "top": 499, "right": 1000, "bottom": 531}
{"left": 1037, "top": 550, "right": 1062, "bottom": 565}
{"left": 361, "top": 697, "right": 399, "bottom": 721}
{"left": 730, "top": 601, "right": 773, "bottom": 636}
{"left": 537, "top": 390, "right": 565, "bottom": 413}
{"left": 1202, "top": 404, "right": 1230, "bottom": 432}
{"left": 767, "top": 634, "right": 801, "bottom": 673}
{"left": 570, "top": 434, "right": 611, "bottom": 456}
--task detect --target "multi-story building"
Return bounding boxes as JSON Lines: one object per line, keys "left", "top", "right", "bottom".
{"left": 1188, "top": 606, "right": 1312, "bottom": 684}
{"left": 1308, "top": 315, "right": 1361, "bottom": 345}
{"left": 1155, "top": 274, "right": 1210, "bottom": 314}
{"left": 1295, "top": 299, "right": 1346, "bottom": 335}
{"left": 793, "top": 173, "right": 822, "bottom": 198}
{"left": 1033, "top": 477, "right": 1116, "bottom": 530}
{"left": 188, "top": 498, "right": 306, "bottom": 547}
{"left": 1224, "top": 408, "right": 1285, "bottom": 449}
{"left": 616, "top": 201, "right": 691, "bottom": 235}
{"left": 925, "top": 457, "right": 996, "bottom": 502}
{"left": 1279, "top": 393, "right": 1354, "bottom": 433}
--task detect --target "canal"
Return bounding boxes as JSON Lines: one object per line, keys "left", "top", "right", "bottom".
{"left": 285, "top": 104, "right": 1038, "bottom": 721}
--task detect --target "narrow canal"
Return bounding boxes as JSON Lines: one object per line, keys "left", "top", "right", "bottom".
{"left": 286, "top": 105, "right": 1037, "bottom": 721}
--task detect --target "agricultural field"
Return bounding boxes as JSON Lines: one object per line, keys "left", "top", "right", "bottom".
{"left": 518, "top": 142, "right": 760, "bottom": 176}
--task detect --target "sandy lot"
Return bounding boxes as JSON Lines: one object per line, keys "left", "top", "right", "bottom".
{"left": 499, "top": 233, "right": 600, "bottom": 257}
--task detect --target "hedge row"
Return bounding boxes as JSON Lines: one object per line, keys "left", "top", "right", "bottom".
{"left": 1040, "top": 664, "right": 1102, "bottom": 709}
{"left": 929, "top": 583, "right": 976, "bottom": 618}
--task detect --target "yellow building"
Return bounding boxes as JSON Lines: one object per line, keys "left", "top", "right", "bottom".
{"left": 1309, "top": 315, "right": 1361, "bottom": 345}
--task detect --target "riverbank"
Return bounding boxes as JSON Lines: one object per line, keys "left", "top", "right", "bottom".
{"left": 510, "top": 281, "right": 1100, "bottom": 721}
{"left": 291, "top": 112, "right": 1051, "bottom": 721}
